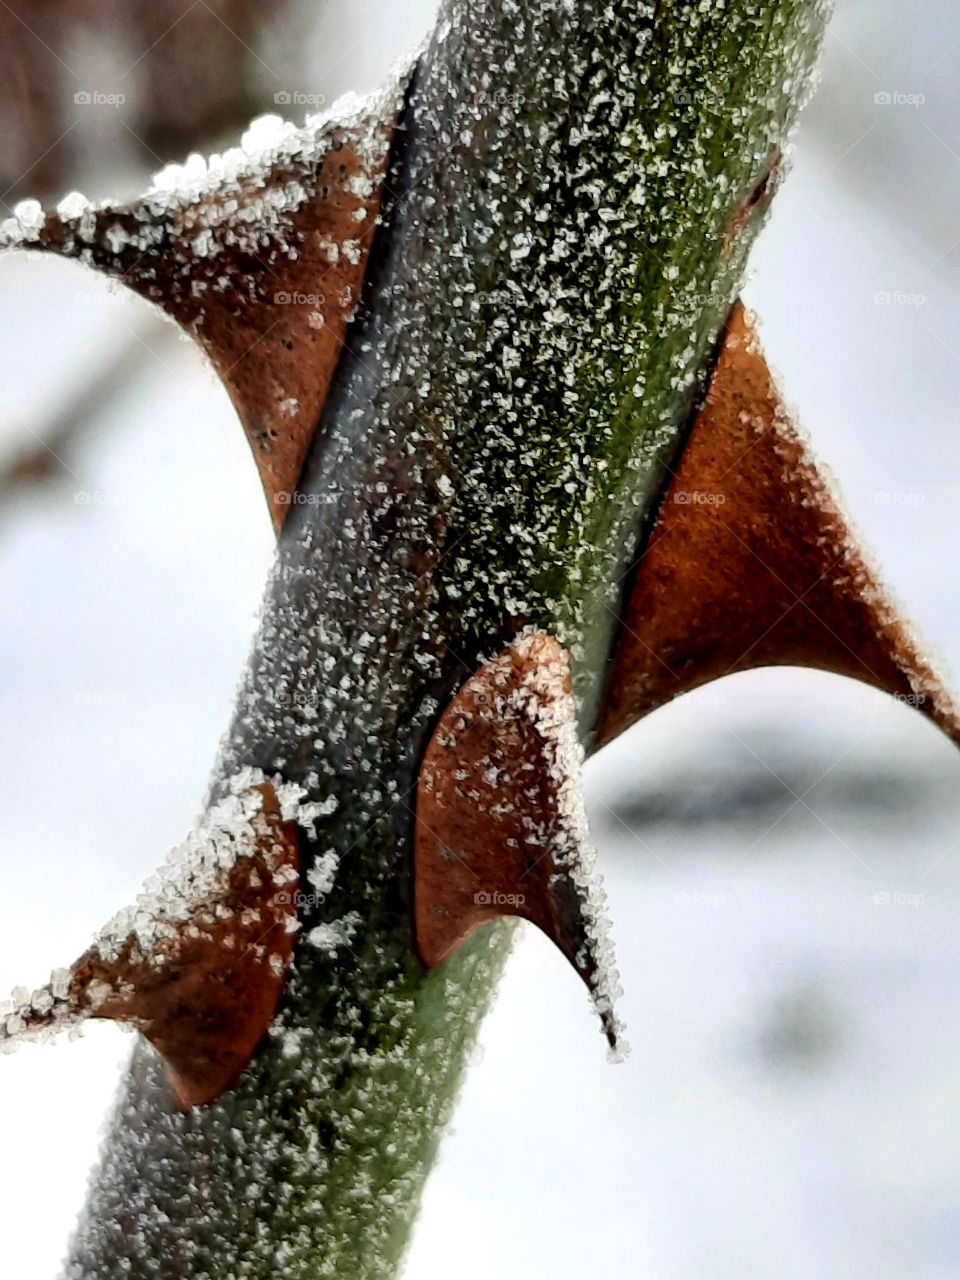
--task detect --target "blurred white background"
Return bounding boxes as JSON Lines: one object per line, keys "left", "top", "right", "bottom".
{"left": 2, "top": 1, "right": 960, "bottom": 1276}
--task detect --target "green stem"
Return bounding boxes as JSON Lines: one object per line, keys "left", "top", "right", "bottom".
{"left": 66, "top": 2, "right": 827, "bottom": 1276}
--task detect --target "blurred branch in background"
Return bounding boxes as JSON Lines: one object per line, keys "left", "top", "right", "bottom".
{"left": 0, "top": 0, "right": 439, "bottom": 519}
{"left": 0, "top": 318, "right": 172, "bottom": 516}
{"left": 0, "top": 0, "right": 294, "bottom": 204}
{"left": 0, "top": 0, "right": 299, "bottom": 519}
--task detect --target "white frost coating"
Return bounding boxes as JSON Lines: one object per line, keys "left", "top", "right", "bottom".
{"left": 93, "top": 767, "right": 303, "bottom": 961}
{"left": 11, "top": 198, "right": 44, "bottom": 243}
{"left": 510, "top": 630, "right": 626, "bottom": 1054}
{"left": 56, "top": 190, "right": 92, "bottom": 221}
{"left": 0, "top": 768, "right": 333, "bottom": 1056}
{"left": 0, "top": 975, "right": 81, "bottom": 1052}
{"left": 740, "top": 312, "right": 960, "bottom": 735}
{"left": 0, "top": 64, "right": 413, "bottom": 272}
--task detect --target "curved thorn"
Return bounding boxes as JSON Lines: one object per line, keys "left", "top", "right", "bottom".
{"left": 0, "top": 88, "right": 406, "bottom": 532}
{"left": 415, "top": 630, "right": 623, "bottom": 1051}
{"left": 596, "top": 300, "right": 960, "bottom": 750}
{"left": 0, "top": 781, "right": 300, "bottom": 1108}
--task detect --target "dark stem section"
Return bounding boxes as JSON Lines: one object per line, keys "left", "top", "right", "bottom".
{"left": 65, "top": 2, "right": 827, "bottom": 1276}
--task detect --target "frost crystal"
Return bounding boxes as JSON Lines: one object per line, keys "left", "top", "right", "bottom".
{"left": 306, "top": 913, "right": 361, "bottom": 955}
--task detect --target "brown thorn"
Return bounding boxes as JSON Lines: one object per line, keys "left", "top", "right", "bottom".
{"left": 9, "top": 109, "right": 399, "bottom": 533}
{"left": 595, "top": 300, "right": 960, "bottom": 750}
{"left": 415, "top": 630, "right": 622, "bottom": 1050}
{"left": 5, "top": 782, "right": 300, "bottom": 1108}
{"left": 85, "top": 781, "right": 300, "bottom": 1107}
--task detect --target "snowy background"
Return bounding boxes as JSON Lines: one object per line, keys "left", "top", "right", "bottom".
{"left": 3, "top": 1, "right": 960, "bottom": 1276}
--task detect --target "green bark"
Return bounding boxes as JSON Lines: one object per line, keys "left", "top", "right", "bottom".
{"left": 65, "top": 1, "right": 828, "bottom": 1276}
